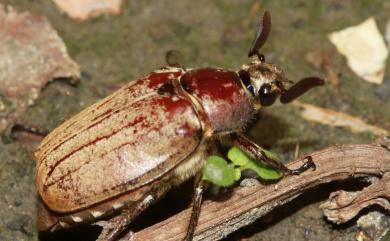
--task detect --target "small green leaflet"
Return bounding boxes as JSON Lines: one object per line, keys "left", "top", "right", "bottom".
{"left": 202, "top": 156, "right": 238, "bottom": 187}
{"left": 203, "top": 146, "right": 283, "bottom": 187}
{"left": 228, "top": 146, "right": 283, "bottom": 180}
{"left": 226, "top": 146, "right": 249, "bottom": 166}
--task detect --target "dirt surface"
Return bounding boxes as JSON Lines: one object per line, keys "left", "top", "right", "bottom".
{"left": 0, "top": 1, "right": 389, "bottom": 241}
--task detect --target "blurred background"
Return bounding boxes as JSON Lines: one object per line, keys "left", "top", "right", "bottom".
{"left": 0, "top": 0, "right": 389, "bottom": 240}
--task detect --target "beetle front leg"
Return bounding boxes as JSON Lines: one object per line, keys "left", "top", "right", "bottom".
{"left": 184, "top": 171, "right": 204, "bottom": 241}
{"left": 231, "top": 133, "right": 315, "bottom": 175}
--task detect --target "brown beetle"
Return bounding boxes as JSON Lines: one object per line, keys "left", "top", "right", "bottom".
{"left": 35, "top": 11, "right": 324, "bottom": 240}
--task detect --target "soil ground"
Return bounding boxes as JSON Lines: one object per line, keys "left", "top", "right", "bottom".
{"left": 1, "top": 1, "right": 389, "bottom": 241}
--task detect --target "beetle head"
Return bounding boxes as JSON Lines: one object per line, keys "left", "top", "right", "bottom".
{"left": 238, "top": 57, "right": 291, "bottom": 107}
{"left": 239, "top": 11, "right": 324, "bottom": 107}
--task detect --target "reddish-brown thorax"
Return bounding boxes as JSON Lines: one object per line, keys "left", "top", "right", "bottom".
{"left": 180, "top": 68, "right": 254, "bottom": 133}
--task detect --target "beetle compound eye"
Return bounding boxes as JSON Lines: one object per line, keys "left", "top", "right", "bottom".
{"left": 259, "top": 84, "right": 277, "bottom": 106}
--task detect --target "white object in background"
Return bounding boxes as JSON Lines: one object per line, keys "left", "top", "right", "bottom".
{"left": 52, "top": 0, "right": 123, "bottom": 21}
{"left": 329, "top": 17, "right": 389, "bottom": 84}
{"left": 386, "top": 19, "right": 390, "bottom": 48}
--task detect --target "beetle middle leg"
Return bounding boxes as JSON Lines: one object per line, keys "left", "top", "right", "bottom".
{"left": 231, "top": 133, "right": 315, "bottom": 175}
{"left": 184, "top": 171, "right": 204, "bottom": 241}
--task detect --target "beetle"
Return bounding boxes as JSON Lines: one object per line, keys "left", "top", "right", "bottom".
{"left": 35, "top": 11, "right": 324, "bottom": 241}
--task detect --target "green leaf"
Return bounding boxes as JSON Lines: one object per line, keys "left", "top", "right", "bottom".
{"left": 227, "top": 146, "right": 250, "bottom": 166}
{"left": 243, "top": 160, "right": 283, "bottom": 180}
{"left": 203, "top": 156, "right": 236, "bottom": 187}
{"left": 203, "top": 147, "right": 283, "bottom": 187}
{"left": 234, "top": 167, "right": 241, "bottom": 181}
{"left": 228, "top": 146, "right": 283, "bottom": 180}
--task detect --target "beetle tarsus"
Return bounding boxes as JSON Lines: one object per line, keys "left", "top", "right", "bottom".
{"left": 286, "top": 156, "right": 316, "bottom": 175}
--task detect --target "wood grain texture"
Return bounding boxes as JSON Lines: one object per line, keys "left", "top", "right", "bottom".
{"left": 131, "top": 144, "right": 390, "bottom": 241}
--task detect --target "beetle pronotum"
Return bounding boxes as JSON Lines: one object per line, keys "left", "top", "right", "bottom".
{"left": 35, "top": 11, "right": 324, "bottom": 240}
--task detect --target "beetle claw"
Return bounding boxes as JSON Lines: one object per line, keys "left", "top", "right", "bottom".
{"left": 287, "top": 156, "right": 316, "bottom": 175}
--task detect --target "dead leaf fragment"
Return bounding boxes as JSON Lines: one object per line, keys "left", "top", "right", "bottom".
{"left": 329, "top": 17, "right": 389, "bottom": 84}
{"left": 0, "top": 5, "right": 80, "bottom": 133}
{"left": 293, "top": 101, "right": 388, "bottom": 136}
{"left": 52, "top": 0, "right": 123, "bottom": 21}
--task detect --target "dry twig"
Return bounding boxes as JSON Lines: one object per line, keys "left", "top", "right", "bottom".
{"left": 129, "top": 144, "right": 390, "bottom": 241}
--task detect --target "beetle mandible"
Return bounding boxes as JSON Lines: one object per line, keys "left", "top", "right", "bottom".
{"left": 35, "top": 11, "right": 324, "bottom": 241}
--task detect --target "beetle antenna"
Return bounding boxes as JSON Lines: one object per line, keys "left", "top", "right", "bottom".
{"left": 280, "top": 77, "right": 325, "bottom": 104}
{"left": 248, "top": 11, "right": 272, "bottom": 59}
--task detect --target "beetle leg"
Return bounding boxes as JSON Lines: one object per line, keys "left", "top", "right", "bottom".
{"left": 10, "top": 123, "right": 49, "bottom": 138}
{"left": 2, "top": 123, "right": 49, "bottom": 143}
{"left": 231, "top": 133, "right": 315, "bottom": 175}
{"left": 102, "top": 194, "right": 155, "bottom": 241}
{"left": 184, "top": 171, "right": 204, "bottom": 241}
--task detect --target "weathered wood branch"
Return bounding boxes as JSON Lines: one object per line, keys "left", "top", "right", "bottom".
{"left": 320, "top": 172, "right": 390, "bottom": 224}
{"left": 132, "top": 144, "right": 390, "bottom": 241}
